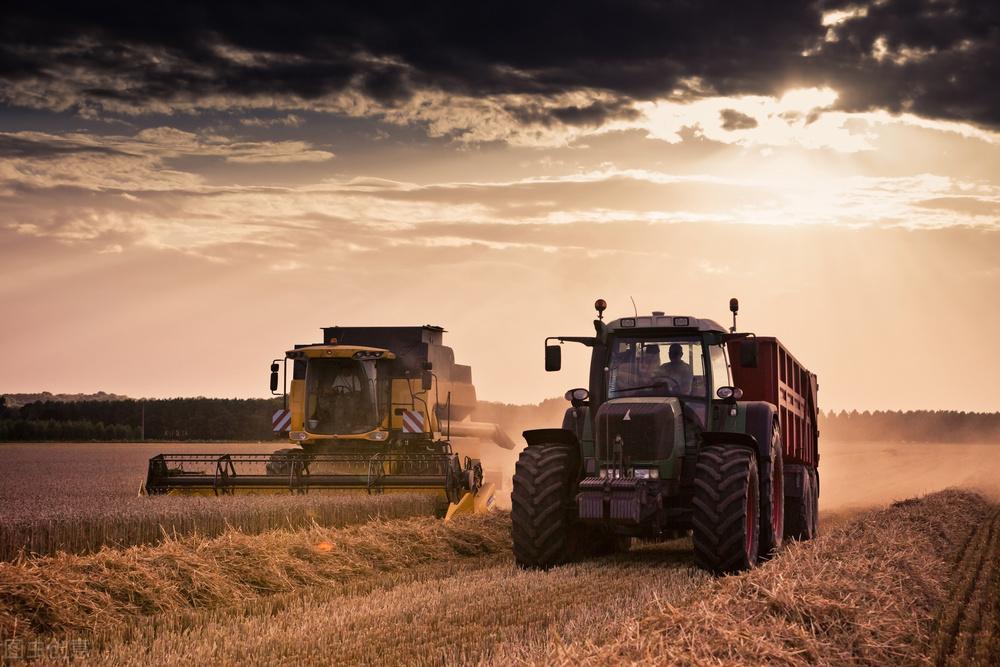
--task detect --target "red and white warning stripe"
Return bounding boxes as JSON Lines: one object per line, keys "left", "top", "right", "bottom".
{"left": 401, "top": 410, "right": 425, "bottom": 434}
{"left": 272, "top": 409, "right": 291, "bottom": 432}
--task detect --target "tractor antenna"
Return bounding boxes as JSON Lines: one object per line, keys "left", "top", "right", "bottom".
{"left": 629, "top": 296, "right": 638, "bottom": 317}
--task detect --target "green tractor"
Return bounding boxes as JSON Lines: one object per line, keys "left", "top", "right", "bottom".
{"left": 512, "top": 298, "right": 819, "bottom": 574}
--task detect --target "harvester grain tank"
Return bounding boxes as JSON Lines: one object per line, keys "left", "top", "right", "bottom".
{"left": 143, "top": 325, "right": 515, "bottom": 519}
{"left": 512, "top": 299, "right": 819, "bottom": 573}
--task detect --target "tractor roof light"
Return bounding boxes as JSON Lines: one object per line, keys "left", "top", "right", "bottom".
{"left": 595, "top": 298, "right": 607, "bottom": 320}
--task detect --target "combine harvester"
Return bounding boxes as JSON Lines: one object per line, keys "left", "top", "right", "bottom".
{"left": 143, "top": 326, "right": 516, "bottom": 519}
{"left": 513, "top": 298, "right": 819, "bottom": 573}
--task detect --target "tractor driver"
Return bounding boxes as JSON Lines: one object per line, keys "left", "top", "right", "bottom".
{"left": 655, "top": 343, "right": 694, "bottom": 395}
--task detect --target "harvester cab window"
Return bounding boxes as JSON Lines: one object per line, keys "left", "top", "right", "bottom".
{"left": 305, "top": 358, "right": 380, "bottom": 435}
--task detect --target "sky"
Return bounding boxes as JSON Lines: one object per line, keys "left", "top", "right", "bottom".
{"left": 1, "top": 1, "right": 998, "bottom": 412}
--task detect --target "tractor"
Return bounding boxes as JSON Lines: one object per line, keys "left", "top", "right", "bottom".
{"left": 512, "top": 299, "right": 819, "bottom": 573}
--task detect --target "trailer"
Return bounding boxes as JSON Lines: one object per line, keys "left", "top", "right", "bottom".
{"left": 728, "top": 337, "right": 819, "bottom": 539}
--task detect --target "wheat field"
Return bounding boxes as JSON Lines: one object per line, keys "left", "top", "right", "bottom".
{"left": 1, "top": 443, "right": 998, "bottom": 665}
{"left": 0, "top": 491, "right": 995, "bottom": 665}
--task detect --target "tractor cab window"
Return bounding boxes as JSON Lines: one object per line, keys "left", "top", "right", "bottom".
{"left": 304, "top": 358, "right": 380, "bottom": 435}
{"left": 709, "top": 344, "right": 730, "bottom": 389}
{"left": 608, "top": 337, "right": 707, "bottom": 400}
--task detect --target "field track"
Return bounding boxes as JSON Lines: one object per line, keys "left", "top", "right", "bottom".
{"left": 931, "top": 507, "right": 1000, "bottom": 666}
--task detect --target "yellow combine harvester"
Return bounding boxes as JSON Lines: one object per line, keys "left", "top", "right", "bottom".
{"left": 143, "top": 326, "right": 515, "bottom": 519}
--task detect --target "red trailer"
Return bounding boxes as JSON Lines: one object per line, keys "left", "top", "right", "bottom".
{"left": 728, "top": 337, "right": 820, "bottom": 539}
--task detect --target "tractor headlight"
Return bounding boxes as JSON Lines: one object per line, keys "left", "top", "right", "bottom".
{"left": 634, "top": 468, "right": 650, "bottom": 479}
{"left": 290, "top": 431, "right": 309, "bottom": 441}
{"left": 367, "top": 431, "right": 388, "bottom": 441}
{"left": 599, "top": 468, "right": 608, "bottom": 478}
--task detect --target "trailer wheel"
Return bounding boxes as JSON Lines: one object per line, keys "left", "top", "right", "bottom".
{"left": 783, "top": 466, "right": 818, "bottom": 541}
{"left": 692, "top": 445, "right": 760, "bottom": 574}
{"left": 809, "top": 468, "right": 820, "bottom": 537}
{"left": 512, "top": 443, "right": 582, "bottom": 569}
{"left": 758, "top": 422, "right": 784, "bottom": 559}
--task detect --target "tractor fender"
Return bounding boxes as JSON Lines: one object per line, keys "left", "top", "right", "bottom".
{"left": 700, "top": 401, "right": 777, "bottom": 464}
{"left": 522, "top": 428, "right": 580, "bottom": 448}
{"left": 742, "top": 401, "right": 779, "bottom": 463}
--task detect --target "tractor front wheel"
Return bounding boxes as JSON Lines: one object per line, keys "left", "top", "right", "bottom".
{"left": 512, "top": 443, "right": 582, "bottom": 569}
{"left": 692, "top": 444, "right": 760, "bottom": 574}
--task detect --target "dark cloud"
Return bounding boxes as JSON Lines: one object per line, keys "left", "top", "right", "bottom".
{"left": 812, "top": 0, "right": 1000, "bottom": 127}
{"left": 0, "top": 1, "right": 998, "bottom": 129}
{"left": 719, "top": 109, "right": 758, "bottom": 131}
{"left": 0, "top": 134, "right": 128, "bottom": 159}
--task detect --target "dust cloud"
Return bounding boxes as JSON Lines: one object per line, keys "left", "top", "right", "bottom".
{"left": 471, "top": 398, "right": 1000, "bottom": 511}
{"left": 820, "top": 441, "right": 1000, "bottom": 509}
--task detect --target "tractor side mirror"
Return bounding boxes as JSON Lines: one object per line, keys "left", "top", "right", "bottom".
{"left": 740, "top": 339, "right": 759, "bottom": 368}
{"left": 421, "top": 370, "right": 434, "bottom": 391}
{"left": 545, "top": 344, "right": 562, "bottom": 372}
{"left": 269, "top": 363, "right": 280, "bottom": 392}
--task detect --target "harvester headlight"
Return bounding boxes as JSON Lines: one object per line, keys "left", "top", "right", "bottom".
{"left": 290, "top": 431, "right": 309, "bottom": 441}
{"left": 367, "top": 431, "right": 388, "bottom": 441}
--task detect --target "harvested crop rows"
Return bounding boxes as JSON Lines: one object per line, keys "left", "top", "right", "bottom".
{"left": 930, "top": 507, "right": 1000, "bottom": 665}
{"left": 2, "top": 489, "right": 996, "bottom": 666}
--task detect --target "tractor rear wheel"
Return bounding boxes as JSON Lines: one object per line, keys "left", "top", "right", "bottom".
{"left": 758, "top": 422, "right": 785, "bottom": 559}
{"left": 512, "top": 443, "right": 583, "bottom": 569}
{"left": 692, "top": 444, "right": 760, "bottom": 574}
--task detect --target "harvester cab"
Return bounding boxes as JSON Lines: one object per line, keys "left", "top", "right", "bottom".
{"left": 513, "top": 299, "right": 820, "bottom": 574}
{"left": 144, "top": 326, "right": 516, "bottom": 520}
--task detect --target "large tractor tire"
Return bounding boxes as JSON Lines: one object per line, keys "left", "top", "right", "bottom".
{"left": 692, "top": 445, "right": 760, "bottom": 574}
{"left": 784, "top": 465, "right": 819, "bottom": 540}
{"left": 758, "top": 421, "right": 785, "bottom": 559}
{"left": 512, "top": 443, "right": 583, "bottom": 569}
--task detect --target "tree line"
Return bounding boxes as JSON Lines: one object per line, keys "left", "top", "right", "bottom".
{"left": 818, "top": 409, "right": 1000, "bottom": 444}
{"left": 0, "top": 397, "right": 283, "bottom": 442}
{"left": 1, "top": 395, "right": 998, "bottom": 443}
